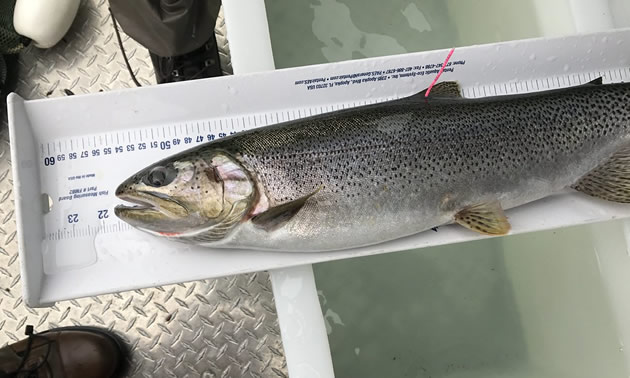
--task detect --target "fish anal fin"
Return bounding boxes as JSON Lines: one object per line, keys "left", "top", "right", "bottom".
{"left": 572, "top": 146, "right": 630, "bottom": 203}
{"left": 454, "top": 200, "right": 511, "bottom": 235}
{"left": 251, "top": 187, "right": 321, "bottom": 232}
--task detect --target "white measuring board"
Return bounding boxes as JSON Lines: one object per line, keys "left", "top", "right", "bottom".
{"left": 9, "top": 28, "right": 630, "bottom": 306}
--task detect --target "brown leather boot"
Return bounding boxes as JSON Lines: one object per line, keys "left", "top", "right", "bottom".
{"left": 0, "top": 325, "right": 126, "bottom": 378}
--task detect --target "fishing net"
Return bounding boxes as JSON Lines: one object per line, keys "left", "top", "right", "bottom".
{"left": 0, "top": 0, "right": 28, "bottom": 54}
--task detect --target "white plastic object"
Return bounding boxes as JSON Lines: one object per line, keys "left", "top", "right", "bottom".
{"left": 270, "top": 266, "right": 335, "bottom": 378}
{"left": 7, "top": 27, "right": 630, "bottom": 304}
{"left": 13, "top": 0, "right": 80, "bottom": 48}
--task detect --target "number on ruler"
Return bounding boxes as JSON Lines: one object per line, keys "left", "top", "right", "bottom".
{"left": 104, "top": 147, "right": 112, "bottom": 155}
{"left": 43, "top": 156, "right": 55, "bottom": 166}
{"left": 98, "top": 210, "right": 109, "bottom": 219}
{"left": 207, "top": 134, "right": 215, "bottom": 141}
{"left": 92, "top": 149, "right": 100, "bottom": 156}
{"left": 115, "top": 146, "right": 123, "bottom": 153}
{"left": 150, "top": 141, "right": 158, "bottom": 149}
{"left": 184, "top": 137, "right": 192, "bottom": 144}
{"left": 69, "top": 152, "right": 77, "bottom": 160}
{"left": 67, "top": 214, "right": 79, "bottom": 223}
{"left": 138, "top": 142, "right": 146, "bottom": 150}
{"left": 160, "top": 141, "right": 171, "bottom": 150}
{"left": 218, "top": 132, "right": 226, "bottom": 138}
{"left": 81, "top": 151, "right": 88, "bottom": 158}
{"left": 196, "top": 135, "right": 203, "bottom": 143}
{"left": 57, "top": 154, "right": 65, "bottom": 161}
{"left": 172, "top": 138, "right": 181, "bottom": 145}
{"left": 126, "top": 144, "right": 135, "bottom": 152}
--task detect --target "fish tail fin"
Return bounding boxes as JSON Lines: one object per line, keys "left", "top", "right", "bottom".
{"left": 572, "top": 146, "right": 630, "bottom": 203}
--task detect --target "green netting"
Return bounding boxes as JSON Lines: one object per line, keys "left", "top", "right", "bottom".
{"left": 0, "top": 0, "right": 28, "bottom": 54}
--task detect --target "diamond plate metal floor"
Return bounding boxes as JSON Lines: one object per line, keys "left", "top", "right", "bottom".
{"left": 0, "top": 1, "right": 287, "bottom": 377}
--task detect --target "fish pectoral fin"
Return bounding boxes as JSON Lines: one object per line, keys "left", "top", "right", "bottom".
{"left": 251, "top": 187, "right": 321, "bottom": 232}
{"left": 419, "top": 81, "right": 462, "bottom": 98}
{"left": 454, "top": 200, "right": 511, "bottom": 235}
{"left": 572, "top": 146, "right": 630, "bottom": 203}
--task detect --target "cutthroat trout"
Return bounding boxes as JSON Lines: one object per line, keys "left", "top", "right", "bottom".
{"left": 115, "top": 79, "right": 630, "bottom": 251}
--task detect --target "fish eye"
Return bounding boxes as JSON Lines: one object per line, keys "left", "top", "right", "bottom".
{"left": 144, "top": 166, "right": 177, "bottom": 187}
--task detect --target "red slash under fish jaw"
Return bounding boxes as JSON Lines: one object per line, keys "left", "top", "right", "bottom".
{"left": 158, "top": 231, "right": 181, "bottom": 237}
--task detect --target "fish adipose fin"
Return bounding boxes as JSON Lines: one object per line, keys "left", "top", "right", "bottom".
{"left": 572, "top": 146, "right": 630, "bottom": 203}
{"left": 454, "top": 200, "right": 511, "bottom": 235}
{"left": 251, "top": 187, "right": 322, "bottom": 232}
{"left": 584, "top": 77, "right": 603, "bottom": 86}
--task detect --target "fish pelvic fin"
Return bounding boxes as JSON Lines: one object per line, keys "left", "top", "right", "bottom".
{"left": 251, "top": 186, "right": 322, "bottom": 232}
{"left": 454, "top": 200, "right": 511, "bottom": 236}
{"left": 572, "top": 146, "right": 630, "bottom": 203}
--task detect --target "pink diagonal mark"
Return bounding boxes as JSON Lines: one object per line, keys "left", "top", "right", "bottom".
{"left": 425, "top": 48, "right": 455, "bottom": 98}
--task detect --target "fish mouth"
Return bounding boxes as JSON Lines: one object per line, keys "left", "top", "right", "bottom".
{"left": 115, "top": 191, "right": 188, "bottom": 219}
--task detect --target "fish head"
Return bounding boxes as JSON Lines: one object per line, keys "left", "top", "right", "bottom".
{"left": 115, "top": 150, "right": 256, "bottom": 238}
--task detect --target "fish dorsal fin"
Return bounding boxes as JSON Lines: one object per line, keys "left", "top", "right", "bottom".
{"left": 419, "top": 81, "right": 462, "bottom": 98}
{"left": 585, "top": 77, "right": 603, "bottom": 86}
{"left": 251, "top": 187, "right": 322, "bottom": 232}
{"left": 454, "top": 200, "right": 511, "bottom": 235}
{"left": 572, "top": 146, "right": 630, "bottom": 203}
{"left": 394, "top": 81, "right": 462, "bottom": 105}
